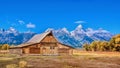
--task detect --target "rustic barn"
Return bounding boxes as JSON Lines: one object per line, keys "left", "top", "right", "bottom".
{"left": 10, "top": 31, "right": 74, "bottom": 55}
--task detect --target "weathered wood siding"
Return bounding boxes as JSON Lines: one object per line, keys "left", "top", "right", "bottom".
{"left": 57, "top": 43, "right": 73, "bottom": 55}
{"left": 0, "top": 50, "right": 9, "bottom": 54}
{"left": 9, "top": 48, "right": 22, "bottom": 54}
{"left": 22, "top": 47, "right": 29, "bottom": 54}
{"left": 41, "top": 46, "right": 58, "bottom": 55}
{"left": 41, "top": 34, "right": 58, "bottom": 43}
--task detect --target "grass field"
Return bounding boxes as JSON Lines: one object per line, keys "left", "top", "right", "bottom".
{"left": 0, "top": 51, "right": 120, "bottom": 68}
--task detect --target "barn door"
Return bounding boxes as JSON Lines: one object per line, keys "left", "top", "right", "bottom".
{"left": 42, "top": 46, "right": 58, "bottom": 55}
{"left": 30, "top": 48, "right": 40, "bottom": 54}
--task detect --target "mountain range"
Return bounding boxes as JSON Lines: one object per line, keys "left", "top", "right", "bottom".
{"left": 0, "top": 27, "right": 36, "bottom": 45}
{"left": 0, "top": 25, "right": 113, "bottom": 48}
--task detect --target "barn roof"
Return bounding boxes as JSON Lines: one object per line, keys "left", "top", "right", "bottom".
{"left": 27, "top": 31, "right": 51, "bottom": 43}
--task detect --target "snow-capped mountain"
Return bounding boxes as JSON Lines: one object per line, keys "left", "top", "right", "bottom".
{"left": 0, "top": 25, "right": 113, "bottom": 48}
{"left": 0, "top": 27, "right": 36, "bottom": 45}
{"left": 50, "top": 25, "right": 113, "bottom": 48}
{"left": 52, "top": 28, "right": 80, "bottom": 48}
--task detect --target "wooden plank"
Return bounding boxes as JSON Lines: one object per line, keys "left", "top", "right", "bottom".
{"left": 29, "top": 48, "right": 40, "bottom": 54}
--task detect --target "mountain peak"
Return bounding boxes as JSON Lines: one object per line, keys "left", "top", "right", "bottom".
{"left": 7, "top": 27, "right": 18, "bottom": 33}
{"left": 61, "top": 28, "right": 69, "bottom": 33}
{"left": 76, "top": 24, "right": 82, "bottom": 29}
{"left": 45, "top": 28, "right": 54, "bottom": 32}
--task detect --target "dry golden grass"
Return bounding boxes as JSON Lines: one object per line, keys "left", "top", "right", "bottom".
{"left": 73, "top": 50, "right": 120, "bottom": 57}
{"left": 0, "top": 57, "right": 14, "bottom": 61}
{"left": 1, "top": 52, "right": 120, "bottom": 68}
{"left": 19, "top": 61, "right": 27, "bottom": 68}
{"left": 6, "top": 64, "right": 18, "bottom": 68}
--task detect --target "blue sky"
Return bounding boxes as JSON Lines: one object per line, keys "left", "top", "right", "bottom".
{"left": 0, "top": 0, "right": 120, "bottom": 34}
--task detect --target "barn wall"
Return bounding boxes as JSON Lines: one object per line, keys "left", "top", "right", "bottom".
{"left": 57, "top": 43, "right": 73, "bottom": 55}
{"left": 22, "top": 44, "right": 41, "bottom": 54}
{"left": 22, "top": 47, "right": 29, "bottom": 54}
{"left": 40, "top": 43, "right": 58, "bottom": 55}
{"left": 69, "top": 49, "right": 73, "bottom": 55}
{"left": 0, "top": 50, "right": 9, "bottom": 54}
{"left": 9, "top": 48, "right": 22, "bottom": 54}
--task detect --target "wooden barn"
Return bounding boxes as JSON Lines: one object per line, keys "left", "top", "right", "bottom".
{"left": 10, "top": 31, "right": 74, "bottom": 55}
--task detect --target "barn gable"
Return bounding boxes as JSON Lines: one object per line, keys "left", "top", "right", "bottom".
{"left": 41, "top": 32, "right": 58, "bottom": 43}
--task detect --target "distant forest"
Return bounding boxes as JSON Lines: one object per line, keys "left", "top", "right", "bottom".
{"left": 83, "top": 34, "right": 120, "bottom": 52}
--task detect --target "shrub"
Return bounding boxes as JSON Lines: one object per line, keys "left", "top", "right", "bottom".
{"left": 19, "top": 61, "right": 27, "bottom": 68}
{"left": 6, "top": 64, "right": 18, "bottom": 68}
{"left": 83, "top": 44, "right": 91, "bottom": 51}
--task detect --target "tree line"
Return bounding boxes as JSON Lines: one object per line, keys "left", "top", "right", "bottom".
{"left": 83, "top": 34, "right": 120, "bottom": 52}
{"left": 0, "top": 44, "right": 10, "bottom": 50}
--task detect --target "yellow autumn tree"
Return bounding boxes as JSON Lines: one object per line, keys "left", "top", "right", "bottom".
{"left": 1, "top": 44, "right": 10, "bottom": 50}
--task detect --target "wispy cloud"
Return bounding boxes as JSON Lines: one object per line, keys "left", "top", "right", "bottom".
{"left": 26, "top": 22, "right": 36, "bottom": 28}
{"left": 75, "top": 21, "right": 86, "bottom": 24}
{"left": 18, "top": 20, "right": 25, "bottom": 25}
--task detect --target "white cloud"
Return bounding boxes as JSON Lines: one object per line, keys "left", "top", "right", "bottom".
{"left": 18, "top": 20, "right": 25, "bottom": 25}
{"left": 75, "top": 21, "right": 86, "bottom": 24}
{"left": 26, "top": 22, "right": 36, "bottom": 28}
